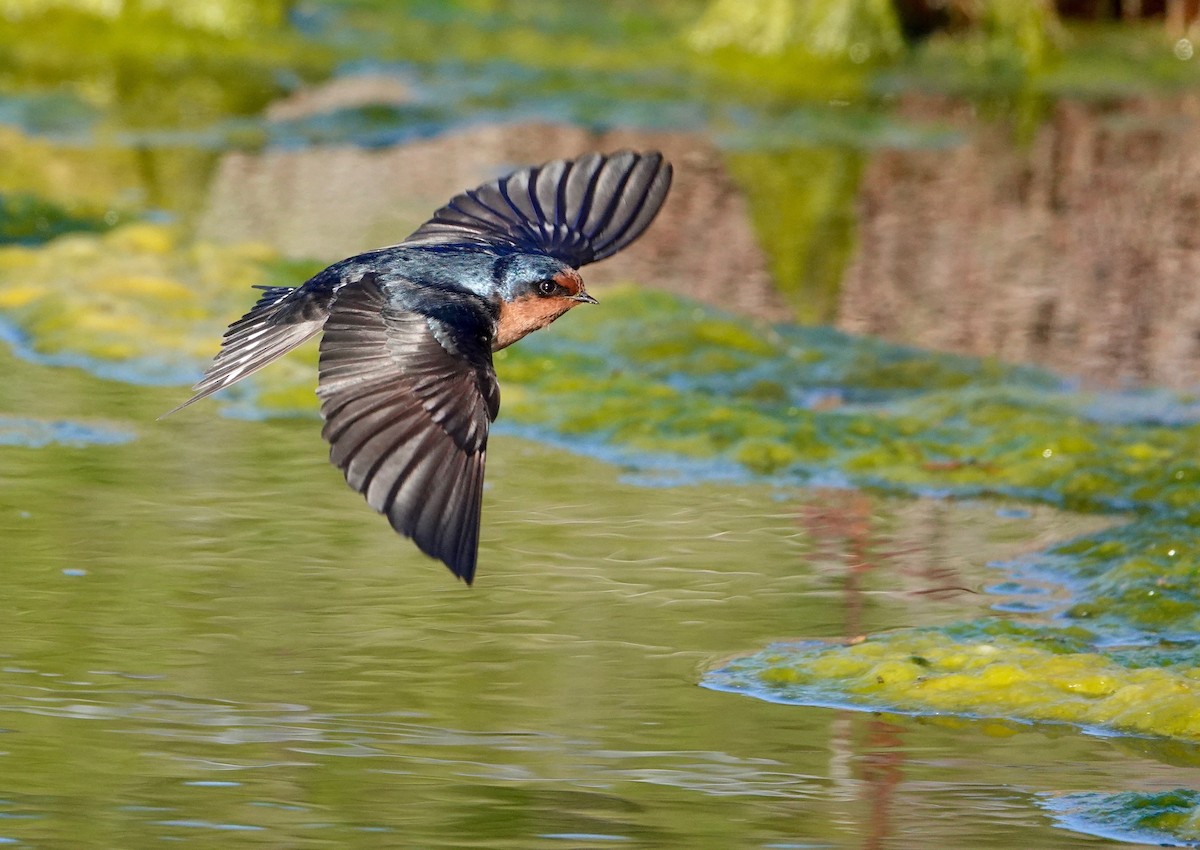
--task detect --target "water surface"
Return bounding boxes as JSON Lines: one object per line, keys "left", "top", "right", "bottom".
{"left": 2, "top": 342, "right": 1184, "bottom": 849}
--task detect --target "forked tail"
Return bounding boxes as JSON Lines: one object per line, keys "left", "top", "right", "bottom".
{"left": 161, "top": 285, "right": 331, "bottom": 418}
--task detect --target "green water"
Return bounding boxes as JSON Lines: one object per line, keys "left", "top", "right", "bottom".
{"left": 0, "top": 342, "right": 1178, "bottom": 849}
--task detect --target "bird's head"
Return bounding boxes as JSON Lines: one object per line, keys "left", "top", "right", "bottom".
{"left": 492, "top": 253, "right": 597, "bottom": 350}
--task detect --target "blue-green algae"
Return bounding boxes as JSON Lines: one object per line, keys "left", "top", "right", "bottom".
{"left": 1042, "top": 789, "right": 1200, "bottom": 847}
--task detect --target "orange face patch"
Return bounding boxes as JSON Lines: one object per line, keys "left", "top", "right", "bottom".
{"left": 494, "top": 290, "right": 579, "bottom": 350}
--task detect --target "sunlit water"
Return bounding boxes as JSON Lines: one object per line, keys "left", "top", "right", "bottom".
{"left": 1, "top": 340, "right": 1190, "bottom": 849}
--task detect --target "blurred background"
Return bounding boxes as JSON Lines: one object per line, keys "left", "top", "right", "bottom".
{"left": 3, "top": 0, "right": 1199, "bottom": 384}
{"left": 4, "top": 2, "right": 1200, "bottom": 849}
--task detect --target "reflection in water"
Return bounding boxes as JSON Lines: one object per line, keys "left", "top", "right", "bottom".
{"left": 798, "top": 489, "right": 978, "bottom": 639}
{"left": 841, "top": 96, "right": 1200, "bottom": 390}
{"left": 799, "top": 492, "right": 955, "bottom": 850}
{"left": 855, "top": 719, "right": 906, "bottom": 850}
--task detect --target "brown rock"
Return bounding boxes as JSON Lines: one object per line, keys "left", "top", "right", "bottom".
{"left": 197, "top": 89, "right": 783, "bottom": 318}
{"left": 265, "top": 74, "right": 415, "bottom": 121}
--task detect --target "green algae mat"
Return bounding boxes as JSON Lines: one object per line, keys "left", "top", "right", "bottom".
{"left": 4, "top": 223, "right": 1200, "bottom": 844}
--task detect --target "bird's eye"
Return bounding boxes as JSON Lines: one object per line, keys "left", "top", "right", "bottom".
{"left": 536, "top": 279, "right": 559, "bottom": 297}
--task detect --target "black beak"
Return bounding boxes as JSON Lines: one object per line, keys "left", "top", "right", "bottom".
{"left": 573, "top": 291, "right": 598, "bottom": 305}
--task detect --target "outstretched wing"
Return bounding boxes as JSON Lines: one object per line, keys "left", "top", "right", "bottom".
{"left": 317, "top": 276, "right": 500, "bottom": 583}
{"left": 403, "top": 150, "right": 673, "bottom": 268}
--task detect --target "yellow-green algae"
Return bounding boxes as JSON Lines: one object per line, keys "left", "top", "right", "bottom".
{"left": 706, "top": 622, "right": 1200, "bottom": 740}
{"left": 0, "top": 223, "right": 322, "bottom": 377}
{"left": 5, "top": 226, "right": 1200, "bottom": 529}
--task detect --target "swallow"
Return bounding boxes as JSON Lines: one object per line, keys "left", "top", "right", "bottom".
{"left": 165, "top": 151, "right": 673, "bottom": 583}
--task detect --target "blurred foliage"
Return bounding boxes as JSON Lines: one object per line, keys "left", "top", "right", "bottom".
{"left": 0, "top": 193, "right": 131, "bottom": 245}
{"left": 689, "top": 0, "right": 904, "bottom": 61}
{"left": 1040, "top": 21, "right": 1200, "bottom": 95}
{"left": 945, "top": 0, "right": 1062, "bottom": 73}
{"left": 883, "top": 16, "right": 1200, "bottom": 99}
{"left": 0, "top": 0, "right": 289, "bottom": 31}
{"left": 687, "top": 0, "right": 1062, "bottom": 92}
{"left": 0, "top": 0, "right": 332, "bottom": 132}
{"left": 0, "top": 0, "right": 1194, "bottom": 322}
{"left": 726, "top": 148, "right": 862, "bottom": 324}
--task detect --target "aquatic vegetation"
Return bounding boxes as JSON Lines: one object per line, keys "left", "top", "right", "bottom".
{"left": 0, "top": 223, "right": 310, "bottom": 380}
{"left": 696, "top": 468, "right": 1200, "bottom": 741}
{"left": 704, "top": 622, "right": 1200, "bottom": 741}
{"left": 1042, "top": 790, "right": 1200, "bottom": 847}
{"left": 508, "top": 285, "right": 1200, "bottom": 742}
{"left": 8, "top": 233, "right": 1200, "bottom": 529}
{"left": 503, "top": 286, "right": 1200, "bottom": 517}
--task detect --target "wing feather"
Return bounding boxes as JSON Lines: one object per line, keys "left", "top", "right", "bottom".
{"left": 403, "top": 150, "right": 672, "bottom": 268}
{"left": 317, "top": 277, "right": 498, "bottom": 583}
{"left": 590, "top": 154, "right": 670, "bottom": 256}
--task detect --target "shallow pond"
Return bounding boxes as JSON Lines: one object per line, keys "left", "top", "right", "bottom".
{"left": 2, "top": 339, "right": 1188, "bottom": 849}
{"left": 5, "top": 2, "right": 1200, "bottom": 847}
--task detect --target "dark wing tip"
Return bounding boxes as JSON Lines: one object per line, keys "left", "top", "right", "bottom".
{"left": 403, "top": 150, "right": 673, "bottom": 268}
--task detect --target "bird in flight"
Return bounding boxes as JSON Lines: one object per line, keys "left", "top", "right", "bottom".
{"left": 166, "top": 151, "right": 673, "bottom": 584}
